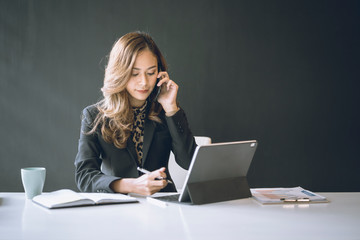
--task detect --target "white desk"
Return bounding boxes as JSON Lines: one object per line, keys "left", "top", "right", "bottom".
{"left": 0, "top": 192, "right": 359, "bottom": 240}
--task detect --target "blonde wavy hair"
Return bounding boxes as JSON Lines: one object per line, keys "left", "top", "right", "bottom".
{"left": 89, "top": 31, "right": 167, "bottom": 148}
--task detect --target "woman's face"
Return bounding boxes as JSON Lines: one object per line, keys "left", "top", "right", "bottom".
{"left": 126, "top": 49, "right": 158, "bottom": 107}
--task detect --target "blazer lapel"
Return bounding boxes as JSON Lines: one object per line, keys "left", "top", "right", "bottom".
{"left": 126, "top": 137, "right": 138, "bottom": 165}
{"left": 141, "top": 120, "right": 155, "bottom": 167}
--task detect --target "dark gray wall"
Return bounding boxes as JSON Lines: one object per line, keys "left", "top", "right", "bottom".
{"left": 1, "top": 0, "right": 359, "bottom": 192}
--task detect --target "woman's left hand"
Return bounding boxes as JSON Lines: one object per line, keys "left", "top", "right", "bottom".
{"left": 156, "top": 71, "right": 179, "bottom": 114}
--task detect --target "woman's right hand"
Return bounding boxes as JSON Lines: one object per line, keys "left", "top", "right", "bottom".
{"left": 110, "top": 167, "right": 168, "bottom": 195}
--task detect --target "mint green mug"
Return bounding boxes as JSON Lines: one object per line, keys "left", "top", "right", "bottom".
{"left": 21, "top": 167, "right": 46, "bottom": 199}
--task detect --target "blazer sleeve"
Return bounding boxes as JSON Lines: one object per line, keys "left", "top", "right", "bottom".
{"left": 74, "top": 106, "right": 120, "bottom": 193}
{"left": 165, "top": 108, "right": 197, "bottom": 170}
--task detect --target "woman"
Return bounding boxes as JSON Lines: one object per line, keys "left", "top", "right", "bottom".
{"left": 75, "top": 31, "right": 197, "bottom": 195}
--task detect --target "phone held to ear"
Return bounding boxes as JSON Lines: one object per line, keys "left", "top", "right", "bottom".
{"left": 154, "top": 77, "right": 161, "bottom": 101}
{"left": 153, "top": 68, "right": 163, "bottom": 102}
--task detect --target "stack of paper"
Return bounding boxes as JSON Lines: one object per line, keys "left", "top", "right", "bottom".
{"left": 250, "top": 186, "right": 328, "bottom": 204}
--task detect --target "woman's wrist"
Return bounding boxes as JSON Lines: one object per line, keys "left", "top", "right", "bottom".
{"left": 164, "top": 105, "right": 180, "bottom": 117}
{"left": 165, "top": 107, "right": 179, "bottom": 117}
{"left": 110, "top": 178, "right": 134, "bottom": 194}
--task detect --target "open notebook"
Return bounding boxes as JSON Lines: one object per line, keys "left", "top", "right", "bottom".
{"left": 32, "top": 189, "right": 138, "bottom": 209}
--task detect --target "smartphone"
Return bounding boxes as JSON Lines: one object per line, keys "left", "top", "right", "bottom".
{"left": 153, "top": 67, "right": 162, "bottom": 102}
{"left": 153, "top": 77, "right": 161, "bottom": 101}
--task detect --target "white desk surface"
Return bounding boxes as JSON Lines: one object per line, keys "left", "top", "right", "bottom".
{"left": 0, "top": 192, "right": 359, "bottom": 240}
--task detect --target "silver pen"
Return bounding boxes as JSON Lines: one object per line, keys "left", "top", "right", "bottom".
{"left": 137, "top": 167, "right": 173, "bottom": 184}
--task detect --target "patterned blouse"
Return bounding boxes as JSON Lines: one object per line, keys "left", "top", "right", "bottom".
{"left": 131, "top": 101, "right": 147, "bottom": 165}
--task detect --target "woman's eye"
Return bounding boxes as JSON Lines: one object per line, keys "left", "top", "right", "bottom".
{"left": 132, "top": 73, "right": 139, "bottom": 77}
{"left": 147, "top": 72, "right": 155, "bottom": 76}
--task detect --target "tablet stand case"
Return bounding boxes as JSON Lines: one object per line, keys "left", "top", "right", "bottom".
{"left": 186, "top": 176, "right": 251, "bottom": 204}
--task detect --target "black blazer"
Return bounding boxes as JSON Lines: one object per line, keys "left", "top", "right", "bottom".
{"left": 74, "top": 104, "right": 197, "bottom": 193}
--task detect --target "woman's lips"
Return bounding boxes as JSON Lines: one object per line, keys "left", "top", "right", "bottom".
{"left": 136, "top": 89, "right": 149, "bottom": 94}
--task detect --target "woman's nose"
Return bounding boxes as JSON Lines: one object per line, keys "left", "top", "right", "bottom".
{"left": 138, "top": 73, "right": 148, "bottom": 86}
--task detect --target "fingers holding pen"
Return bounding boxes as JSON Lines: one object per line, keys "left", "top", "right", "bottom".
{"left": 137, "top": 166, "right": 167, "bottom": 180}
{"left": 150, "top": 167, "right": 167, "bottom": 179}
{"left": 133, "top": 167, "right": 168, "bottom": 195}
{"left": 146, "top": 168, "right": 168, "bottom": 188}
{"left": 148, "top": 167, "right": 173, "bottom": 185}
{"left": 114, "top": 167, "right": 171, "bottom": 195}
